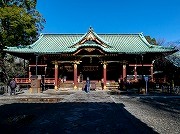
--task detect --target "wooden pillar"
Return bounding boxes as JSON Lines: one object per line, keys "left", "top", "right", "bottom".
{"left": 54, "top": 62, "right": 58, "bottom": 90}
{"left": 151, "top": 65, "right": 153, "bottom": 81}
{"left": 103, "top": 63, "right": 107, "bottom": 89}
{"left": 134, "top": 65, "right": 137, "bottom": 81}
{"left": 73, "top": 63, "right": 78, "bottom": 89}
{"left": 123, "top": 64, "right": 126, "bottom": 81}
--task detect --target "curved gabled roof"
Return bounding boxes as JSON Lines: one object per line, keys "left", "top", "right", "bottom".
{"left": 4, "top": 28, "right": 176, "bottom": 54}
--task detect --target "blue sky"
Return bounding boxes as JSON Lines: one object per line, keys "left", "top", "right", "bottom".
{"left": 37, "top": 0, "right": 180, "bottom": 43}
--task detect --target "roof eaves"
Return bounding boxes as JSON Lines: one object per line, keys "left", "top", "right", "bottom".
{"left": 34, "top": 51, "right": 62, "bottom": 54}
{"left": 138, "top": 33, "right": 154, "bottom": 48}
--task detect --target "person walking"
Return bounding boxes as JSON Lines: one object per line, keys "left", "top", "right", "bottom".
{"left": 9, "top": 78, "right": 17, "bottom": 95}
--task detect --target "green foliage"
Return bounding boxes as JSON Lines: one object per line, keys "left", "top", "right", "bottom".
{"left": 0, "top": 0, "right": 45, "bottom": 47}
{"left": 0, "top": 0, "right": 45, "bottom": 83}
{"left": 0, "top": 5, "right": 36, "bottom": 46}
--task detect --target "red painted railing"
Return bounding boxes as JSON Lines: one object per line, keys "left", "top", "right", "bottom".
{"left": 15, "top": 77, "right": 158, "bottom": 85}
{"left": 15, "top": 78, "right": 31, "bottom": 84}
{"left": 15, "top": 78, "right": 55, "bottom": 85}
{"left": 44, "top": 78, "right": 55, "bottom": 85}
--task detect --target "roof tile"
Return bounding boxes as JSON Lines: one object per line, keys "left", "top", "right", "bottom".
{"left": 4, "top": 30, "right": 175, "bottom": 54}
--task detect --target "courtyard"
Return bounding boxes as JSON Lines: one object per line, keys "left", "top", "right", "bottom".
{"left": 0, "top": 90, "right": 179, "bottom": 134}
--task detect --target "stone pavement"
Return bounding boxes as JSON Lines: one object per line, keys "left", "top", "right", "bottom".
{"left": 0, "top": 90, "right": 158, "bottom": 134}
{"left": 111, "top": 94, "right": 180, "bottom": 134}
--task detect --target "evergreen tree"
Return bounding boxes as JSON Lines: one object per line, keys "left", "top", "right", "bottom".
{"left": 0, "top": 0, "right": 45, "bottom": 83}
{"left": 145, "top": 36, "right": 157, "bottom": 45}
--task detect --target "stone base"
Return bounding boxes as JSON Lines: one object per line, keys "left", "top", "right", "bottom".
{"left": 29, "top": 87, "right": 41, "bottom": 93}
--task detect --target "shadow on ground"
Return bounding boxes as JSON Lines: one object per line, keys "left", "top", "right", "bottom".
{"left": 0, "top": 101, "right": 158, "bottom": 134}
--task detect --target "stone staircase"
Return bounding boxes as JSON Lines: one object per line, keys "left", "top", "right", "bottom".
{"left": 106, "top": 82, "right": 119, "bottom": 90}
{"left": 58, "top": 81, "right": 119, "bottom": 90}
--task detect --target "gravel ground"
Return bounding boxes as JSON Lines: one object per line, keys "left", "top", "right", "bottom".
{"left": 110, "top": 95, "right": 180, "bottom": 134}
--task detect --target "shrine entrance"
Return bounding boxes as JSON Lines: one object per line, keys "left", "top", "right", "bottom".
{"left": 78, "top": 57, "right": 102, "bottom": 81}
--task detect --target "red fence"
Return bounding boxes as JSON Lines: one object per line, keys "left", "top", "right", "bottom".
{"left": 15, "top": 78, "right": 55, "bottom": 85}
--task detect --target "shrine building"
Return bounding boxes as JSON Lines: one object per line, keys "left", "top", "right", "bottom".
{"left": 4, "top": 27, "right": 176, "bottom": 91}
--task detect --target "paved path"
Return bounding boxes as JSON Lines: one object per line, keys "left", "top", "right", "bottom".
{"left": 0, "top": 91, "right": 157, "bottom": 134}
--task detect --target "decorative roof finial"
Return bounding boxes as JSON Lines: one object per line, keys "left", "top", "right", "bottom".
{"left": 89, "top": 26, "right": 93, "bottom": 31}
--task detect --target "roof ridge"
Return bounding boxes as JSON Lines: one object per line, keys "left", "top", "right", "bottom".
{"left": 69, "top": 28, "right": 111, "bottom": 48}
{"left": 41, "top": 33, "right": 141, "bottom": 35}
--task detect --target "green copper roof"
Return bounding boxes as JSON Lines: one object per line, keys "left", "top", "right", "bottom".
{"left": 166, "top": 51, "right": 180, "bottom": 67}
{"left": 4, "top": 28, "right": 175, "bottom": 54}
{"left": 72, "top": 27, "right": 110, "bottom": 47}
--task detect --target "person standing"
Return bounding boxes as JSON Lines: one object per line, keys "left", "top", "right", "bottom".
{"left": 86, "top": 77, "right": 90, "bottom": 93}
{"left": 101, "top": 78, "right": 104, "bottom": 90}
{"left": 9, "top": 78, "right": 17, "bottom": 95}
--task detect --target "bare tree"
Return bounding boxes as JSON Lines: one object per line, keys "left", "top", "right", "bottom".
{"left": 156, "top": 38, "right": 166, "bottom": 46}
{"left": 166, "top": 40, "right": 180, "bottom": 50}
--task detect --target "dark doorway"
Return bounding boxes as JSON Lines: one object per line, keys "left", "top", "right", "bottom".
{"left": 79, "top": 57, "right": 102, "bottom": 81}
